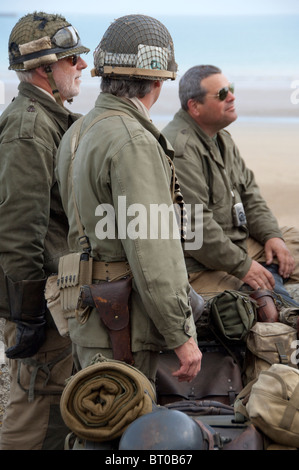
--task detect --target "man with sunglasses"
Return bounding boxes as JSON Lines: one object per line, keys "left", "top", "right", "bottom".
{"left": 0, "top": 12, "right": 89, "bottom": 449}
{"left": 163, "top": 65, "right": 299, "bottom": 308}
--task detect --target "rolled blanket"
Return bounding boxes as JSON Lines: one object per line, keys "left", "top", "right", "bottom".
{"left": 60, "top": 355, "right": 156, "bottom": 442}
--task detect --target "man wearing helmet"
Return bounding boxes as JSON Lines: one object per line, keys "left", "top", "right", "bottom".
{"left": 56, "top": 15, "right": 202, "bottom": 397}
{"left": 0, "top": 12, "right": 89, "bottom": 449}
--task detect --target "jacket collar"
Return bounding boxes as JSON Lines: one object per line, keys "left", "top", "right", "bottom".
{"left": 18, "top": 82, "right": 80, "bottom": 131}
{"left": 177, "top": 108, "right": 225, "bottom": 167}
{"left": 95, "top": 92, "right": 175, "bottom": 160}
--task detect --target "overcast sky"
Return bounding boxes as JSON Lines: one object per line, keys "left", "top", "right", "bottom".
{"left": 1, "top": 0, "right": 299, "bottom": 16}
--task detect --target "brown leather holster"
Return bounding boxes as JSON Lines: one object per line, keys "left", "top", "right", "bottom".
{"left": 249, "top": 289, "right": 279, "bottom": 323}
{"left": 78, "top": 277, "right": 134, "bottom": 365}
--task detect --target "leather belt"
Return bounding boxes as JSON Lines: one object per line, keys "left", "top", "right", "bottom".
{"left": 92, "top": 261, "right": 131, "bottom": 282}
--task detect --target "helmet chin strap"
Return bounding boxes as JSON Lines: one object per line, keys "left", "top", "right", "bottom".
{"left": 44, "top": 64, "right": 64, "bottom": 107}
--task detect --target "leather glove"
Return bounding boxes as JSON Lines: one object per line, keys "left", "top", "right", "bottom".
{"left": 5, "top": 316, "right": 46, "bottom": 359}
{"left": 5, "top": 277, "right": 47, "bottom": 359}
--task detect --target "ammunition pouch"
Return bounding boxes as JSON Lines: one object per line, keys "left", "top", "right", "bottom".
{"left": 58, "top": 252, "right": 93, "bottom": 316}
{"left": 78, "top": 277, "right": 134, "bottom": 365}
{"left": 45, "top": 253, "right": 94, "bottom": 337}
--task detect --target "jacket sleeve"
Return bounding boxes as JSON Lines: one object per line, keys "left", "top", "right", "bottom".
{"left": 234, "top": 146, "right": 282, "bottom": 243}
{"left": 0, "top": 129, "right": 53, "bottom": 282}
{"left": 174, "top": 141, "right": 252, "bottom": 279}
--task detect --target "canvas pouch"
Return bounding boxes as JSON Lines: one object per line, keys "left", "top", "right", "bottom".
{"left": 207, "top": 290, "right": 257, "bottom": 343}
{"left": 243, "top": 321, "right": 298, "bottom": 385}
{"left": 246, "top": 363, "right": 299, "bottom": 448}
{"left": 45, "top": 253, "right": 93, "bottom": 336}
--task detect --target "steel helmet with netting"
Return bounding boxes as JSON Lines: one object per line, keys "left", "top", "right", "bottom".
{"left": 92, "top": 14, "right": 177, "bottom": 81}
{"left": 8, "top": 11, "right": 89, "bottom": 71}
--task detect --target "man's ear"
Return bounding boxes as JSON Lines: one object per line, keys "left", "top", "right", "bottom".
{"left": 34, "top": 66, "right": 49, "bottom": 79}
{"left": 153, "top": 80, "right": 162, "bottom": 89}
{"left": 187, "top": 98, "right": 202, "bottom": 119}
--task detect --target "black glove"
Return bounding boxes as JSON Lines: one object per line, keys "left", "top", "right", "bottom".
{"left": 5, "top": 277, "right": 47, "bottom": 359}
{"left": 5, "top": 316, "right": 46, "bottom": 359}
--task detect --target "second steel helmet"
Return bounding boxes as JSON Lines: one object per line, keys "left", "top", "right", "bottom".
{"left": 92, "top": 14, "right": 177, "bottom": 81}
{"left": 118, "top": 407, "right": 220, "bottom": 450}
{"left": 8, "top": 12, "right": 89, "bottom": 71}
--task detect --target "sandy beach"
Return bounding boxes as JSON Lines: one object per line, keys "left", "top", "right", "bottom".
{"left": 1, "top": 76, "right": 299, "bottom": 230}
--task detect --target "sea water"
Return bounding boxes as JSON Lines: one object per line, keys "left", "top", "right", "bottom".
{"left": 1, "top": 13, "right": 299, "bottom": 79}
{"left": 1, "top": 12, "right": 299, "bottom": 118}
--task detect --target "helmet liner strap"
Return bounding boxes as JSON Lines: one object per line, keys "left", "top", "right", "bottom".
{"left": 44, "top": 65, "right": 64, "bottom": 107}
{"left": 92, "top": 66, "right": 176, "bottom": 80}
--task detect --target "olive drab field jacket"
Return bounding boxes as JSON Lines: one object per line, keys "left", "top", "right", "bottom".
{"left": 163, "top": 109, "right": 282, "bottom": 280}
{"left": 56, "top": 93, "right": 197, "bottom": 353}
{"left": 0, "top": 82, "right": 79, "bottom": 318}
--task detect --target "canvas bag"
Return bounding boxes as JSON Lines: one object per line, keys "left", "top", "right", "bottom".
{"left": 246, "top": 363, "right": 299, "bottom": 448}
{"left": 242, "top": 321, "right": 298, "bottom": 385}
{"left": 207, "top": 290, "right": 257, "bottom": 343}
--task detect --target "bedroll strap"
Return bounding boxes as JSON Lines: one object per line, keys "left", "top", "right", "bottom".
{"left": 275, "top": 341, "right": 289, "bottom": 365}
{"left": 279, "top": 381, "right": 299, "bottom": 431}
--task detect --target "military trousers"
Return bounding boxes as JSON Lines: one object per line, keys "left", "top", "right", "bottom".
{"left": 71, "top": 342, "right": 159, "bottom": 387}
{"left": 189, "top": 226, "right": 299, "bottom": 298}
{"left": 0, "top": 320, "right": 73, "bottom": 450}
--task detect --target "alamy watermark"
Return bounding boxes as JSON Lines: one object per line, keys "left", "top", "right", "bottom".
{"left": 94, "top": 196, "right": 203, "bottom": 250}
{"left": 291, "top": 341, "right": 299, "bottom": 366}
{"left": 290, "top": 80, "right": 299, "bottom": 104}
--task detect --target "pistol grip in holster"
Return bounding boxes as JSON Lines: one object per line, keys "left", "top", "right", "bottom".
{"left": 80, "top": 277, "right": 134, "bottom": 365}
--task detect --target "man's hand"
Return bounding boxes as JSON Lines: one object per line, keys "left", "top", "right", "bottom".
{"left": 264, "top": 237, "right": 295, "bottom": 279}
{"left": 5, "top": 320, "right": 46, "bottom": 359}
{"left": 242, "top": 260, "right": 275, "bottom": 291}
{"left": 173, "top": 337, "right": 202, "bottom": 383}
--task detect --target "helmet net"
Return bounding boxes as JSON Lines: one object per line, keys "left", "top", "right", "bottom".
{"left": 93, "top": 14, "right": 177, "bottom": 80}
{"left": 8, "top": 12, "right": 89, "bottom": 70}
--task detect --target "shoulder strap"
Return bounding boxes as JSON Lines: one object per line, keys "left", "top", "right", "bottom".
{"left": 69, "top": 110, "right": 186, "bottom": 249}
{"left": 69, "top": 111, "right": 130, "bottom": 252}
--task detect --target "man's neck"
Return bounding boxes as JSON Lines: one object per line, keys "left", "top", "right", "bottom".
{"left": 128, "top": 96, "right": 151, "bottom": 120}
{"left": 32, "top": 84, "right": 56, "bottom": 101}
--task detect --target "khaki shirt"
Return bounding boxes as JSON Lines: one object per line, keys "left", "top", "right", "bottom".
{"left": 163, "top": 109, "right": 282, "bottom": 279}
{"left": 0, "top": 82, "right": 78, "bottom": 317}
{"left": 56, "top": 93, "right": 196, "bottom": 352}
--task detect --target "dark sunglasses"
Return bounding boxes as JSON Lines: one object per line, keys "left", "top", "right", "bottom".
{"left": 66, "top": 54, "right": 79, "bottom": 66}
{"left": 213, "top": 84, "right": 235, "bottom": 101}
